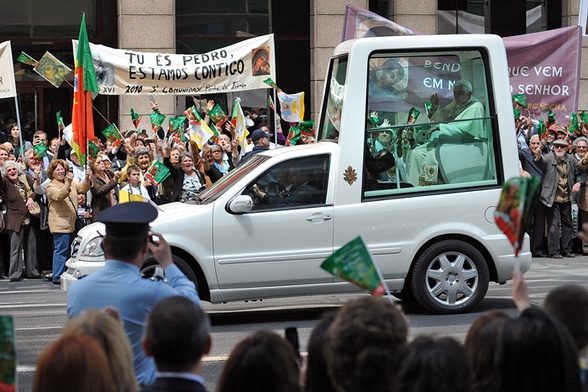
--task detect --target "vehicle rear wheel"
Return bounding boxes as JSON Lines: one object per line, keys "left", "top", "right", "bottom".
{"left": 141, "top": 255, "right": 198, "bottom": 290}
{"left": 411, "top": 240, "right": 489, "bottom": 314}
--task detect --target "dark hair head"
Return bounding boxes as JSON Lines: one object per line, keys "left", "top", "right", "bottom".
{"left": 464, "top": 310, "right": 510, "bottom": 390}
{"left": 544, "top": 284, "right": 588, "bottom": 351}
{"left": 305, "top": 311, "right": 337, "bottom": 392}
{"left": 397, "top": 335, "right": 473, "bottom": 392}
{"left": 494, "top": 307, "right": 581, "bottom": 392}
{"left": 324, "top": 297, "right": 409, "bottom": 392}
{"left": 146, "top": 296, "right": 210, "bottom": 372}
{"left": 102, "top": 235, "right": 147, "bottom": 262}
{"left": 217, "top": 330, "right": 300, "bottom": 392}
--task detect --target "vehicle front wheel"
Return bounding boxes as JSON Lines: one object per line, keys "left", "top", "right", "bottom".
{"left": 141, "top": 255, "right": 198, "bottom": 290}
{"left": 411, "top": 240, "right": 489, "bottom": 314}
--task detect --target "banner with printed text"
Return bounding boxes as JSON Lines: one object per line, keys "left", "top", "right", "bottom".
{"left": 0, "top": 41, "right": 17, "bottom": 99}
{"left": 342, "top": 5, "right": 581, "bottom": 123}
{"left": 73, "top": 34, "right": 275, "bottom": 96}
{"left": 503, "top": 26, "right": 581, "bottom": 124}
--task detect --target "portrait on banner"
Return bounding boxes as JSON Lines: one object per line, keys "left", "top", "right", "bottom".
{"left": 251, "top": 46, "right": 271, "bottom": 76}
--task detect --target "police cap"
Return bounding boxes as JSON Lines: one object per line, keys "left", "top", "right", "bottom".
{"left": 97, "top": 202, "right": 158, "bottom": 238}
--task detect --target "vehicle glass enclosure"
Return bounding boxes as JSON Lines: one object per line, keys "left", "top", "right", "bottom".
{"left": 242, "top": 154, "right": 330, "bottom": 211}
{"left": 319, "top": 56, "right": 348, "bottom": 141}
{"left": 363, "top": 49, "right": 499, "bottom": 197}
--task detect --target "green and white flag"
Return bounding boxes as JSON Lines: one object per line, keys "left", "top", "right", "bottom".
{"left": 17, "top": 51, "right": 37, "bottom": 67}
{"left": 321, "top": 236, "right": 389, "bottom": 297}
{"left": 145, "top": 160, "right": 170, "bottom": 185}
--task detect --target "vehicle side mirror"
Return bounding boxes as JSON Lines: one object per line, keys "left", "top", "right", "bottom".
{"left": 228, "top": 195, "right": 254, "bottom": 214}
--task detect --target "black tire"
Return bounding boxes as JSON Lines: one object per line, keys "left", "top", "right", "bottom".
{"left": 411, "top": 240, "right": 489, "bottom": 314}
{"left": 141, "top": 255, "right": 198, "bottom": 290}
{"left": 392, "top": 287, "right": 416, "bottom": 302}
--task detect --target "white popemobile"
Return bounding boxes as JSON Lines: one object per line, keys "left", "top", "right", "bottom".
{"left": 62, "top": 34, "right": 531, "bottom": 314}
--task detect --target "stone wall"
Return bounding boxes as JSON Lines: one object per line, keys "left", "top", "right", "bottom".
{"left": 117, "top": 0, "right": 175, "bottom": 135}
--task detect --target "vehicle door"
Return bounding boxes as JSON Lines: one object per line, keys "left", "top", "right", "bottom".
{"left": 213, "top": 154, "right": 334, "bottom": 290}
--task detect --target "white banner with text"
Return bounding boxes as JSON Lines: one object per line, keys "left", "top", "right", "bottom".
{"left": 74, "top": 34, "right": 275, "bottom": 96}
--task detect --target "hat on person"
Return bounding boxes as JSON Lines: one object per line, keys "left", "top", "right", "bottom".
{"left": 97, "top": 202, "right": 158, "bottom": 238}
{"left": 250, "top": 128, "right": 272, "bottom": 143}
{"left": 553, "top": 139, "right": 568, "bottom": 147}
{"left": 550, "top": 124, "right": 567, "bottom": 134}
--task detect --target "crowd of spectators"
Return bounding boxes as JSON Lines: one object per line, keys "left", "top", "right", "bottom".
{"left": 517, "top": 110, "right": 588, "bottom": 258}
{"left": 0, "top": 99, "right": 311, "bottom": 282}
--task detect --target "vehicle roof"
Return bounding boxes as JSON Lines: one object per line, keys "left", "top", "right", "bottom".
{"left": 255, "top": 141, "right": 339, "bottom": 159}
{"left": 333, "top": 34, "right": 505, "bottom": 56}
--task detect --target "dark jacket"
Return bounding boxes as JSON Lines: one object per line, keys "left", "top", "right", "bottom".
{"left": 519, "top": 148, "right": 544, "bottom": 179}
{"left": 90, "top": 171, "right": 119, "bottom": 222}
{"left": 163, "top": 157, "right": 206, "bottom": 202}
{"left": 0, "top": 174, "right": 38, "bottom": 232}
{"left": 205, "top": 159, "right": 235, "bottom": 183}
{"left": 239, "top": 145, "right": 269, "bottom": 165}
{"left": 140, "top": 376, "right": 206, "bottom": 392}
{"left": 536, "top": 152, "right": 578, "bottom": 207}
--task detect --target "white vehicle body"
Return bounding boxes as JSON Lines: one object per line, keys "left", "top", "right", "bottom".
{"left": 62, "top": 34, "right": 530, "bottom": 313}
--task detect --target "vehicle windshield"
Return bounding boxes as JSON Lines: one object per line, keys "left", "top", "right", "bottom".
{"left": 198, "top": 154, "right": 270, "bottom": 204}
{"left": 318, "top": 55, "right": 348, "bottom": 142}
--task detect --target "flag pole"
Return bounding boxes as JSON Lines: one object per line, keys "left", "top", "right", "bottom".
{"left": 13, "top": 95, "right": 24, "bottom": 160}
{"left": 64, "top": 79, "right": 111, "bottom": 125}
{"left": 272, "top": 88, "right": 278, "bottom": 145}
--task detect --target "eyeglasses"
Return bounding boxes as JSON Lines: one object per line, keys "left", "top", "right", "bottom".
{"left": 577, "top": 146, "right": 587, "bottom": 150}
{"left": 554, "top": 145, "right": 567, "bottom": 149}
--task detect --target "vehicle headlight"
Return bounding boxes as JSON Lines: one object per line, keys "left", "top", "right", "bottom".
{"left": 80, "top": 237, "right": 104, "bottom": 258}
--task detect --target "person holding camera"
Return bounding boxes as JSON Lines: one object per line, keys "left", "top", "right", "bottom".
{"left": 67, "top": 202, "right": 200, "bottom": 387}
{"left": 46, "top": 159, "right": 91, "bottom": 284}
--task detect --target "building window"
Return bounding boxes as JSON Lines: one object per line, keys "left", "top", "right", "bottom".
{"left": 437, "top": 0, "right": 560, "bottom": 36}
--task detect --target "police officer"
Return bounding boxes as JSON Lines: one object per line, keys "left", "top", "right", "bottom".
{"left": 66, "top": 202, "right": 200, "bottom": 386}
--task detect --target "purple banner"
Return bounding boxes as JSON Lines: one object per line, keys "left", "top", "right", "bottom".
{"left": 342, "top": 6, "right": 581, "bottom": 123}
{"left": 503, "top": 26, "right": 581, "bottom": 124}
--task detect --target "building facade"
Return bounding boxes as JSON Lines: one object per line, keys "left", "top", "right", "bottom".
{"left": 0, "top": 0, "right": 586, "bottom": 141}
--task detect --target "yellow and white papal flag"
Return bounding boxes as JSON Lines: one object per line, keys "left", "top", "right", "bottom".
{"left": 0, "top": 41, "right": 17, "bottom": 99}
